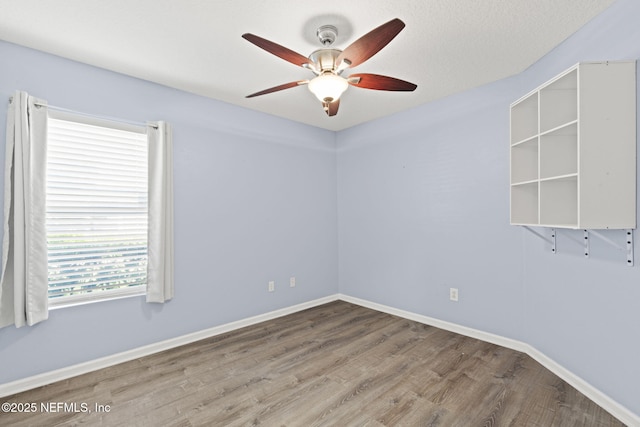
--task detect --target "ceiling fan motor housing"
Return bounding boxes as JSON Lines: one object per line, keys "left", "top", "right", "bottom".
{"left": 309, "top": 49, "right": 342, "bottom": 73}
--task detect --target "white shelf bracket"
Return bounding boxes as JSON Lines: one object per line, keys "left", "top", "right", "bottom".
{"left": 523, "top": 226, "right": 556, "bottom": 254}
{"left": 588, "top": 229, "right": 634, "bottom": 266}
{"left": 627, "top": 230, "right": 634, "bottom": 267}
{"left": 524, "top": 227, "right": 633, "bottom": 265}
{"left": 583, "top": 230, "right": 590, "bottom": 258}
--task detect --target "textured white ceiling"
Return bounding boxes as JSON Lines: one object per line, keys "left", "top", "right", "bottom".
{"left": 0, "top": 0, "right": 616, "bottom": 131}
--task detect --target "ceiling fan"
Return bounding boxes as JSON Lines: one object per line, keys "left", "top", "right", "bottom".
{"left": 242, "top": 18, "right": 417, "bottom": 117}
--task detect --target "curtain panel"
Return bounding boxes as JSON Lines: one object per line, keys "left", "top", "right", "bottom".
{"left": 0, "top": 91, "right": 49, "bottom": 328}
{"left": 146, "top": 121, "right": 174, "bottom": 303}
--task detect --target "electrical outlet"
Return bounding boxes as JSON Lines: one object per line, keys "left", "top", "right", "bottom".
{"left": 290, "top": 276, "right": 296, "bottom": 287}
{"left": 449, "top": 287, "right": 459, "bottom": 302}
{"left": 268, "top": 281, "right": 275, "bottom": 292}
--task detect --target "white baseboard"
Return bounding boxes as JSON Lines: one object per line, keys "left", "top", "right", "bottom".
{"left": 338, "top": 294, "right": 640, "bottom": 427}
{"left": 1, "top": 293, "right": 638, "bottom": 426}
{"left": 0, "top": 294, "right": 340, "bottom": 399}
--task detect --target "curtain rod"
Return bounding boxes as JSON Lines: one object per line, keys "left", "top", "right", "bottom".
{"left": 9, "top": 96, "right": 158, "bottom": 129}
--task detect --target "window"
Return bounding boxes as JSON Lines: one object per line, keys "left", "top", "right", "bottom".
{"left": 46, "top": 111, "right": 149, "bottom": 307}
{"left": 2, "top": 91, "right": 172, "bottom": 327}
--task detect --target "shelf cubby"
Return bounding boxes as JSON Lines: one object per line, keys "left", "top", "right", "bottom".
{"left": 540, "top": 176, "right": 578, "bottom": 227}
{"left": 511, "top": 182, "right": 539, "bottom": 225}
{"left": 511, "top": 138, "right": 538, "bottom": 184}
{"left": 539, "top": 69, "right": 578, "bottom": 133}
{"left": 511, "top": 94, "right": 538, "bottom": 144}
{"left": 539, "top": 123, "right": 577, "bottom": 180}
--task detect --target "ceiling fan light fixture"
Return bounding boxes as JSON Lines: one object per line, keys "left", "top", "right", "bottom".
{"left": 243, "top": 18, "right": 416, "bottom": 117}
{"left": 308, "top": 73, "right": 348, "bottom": 103}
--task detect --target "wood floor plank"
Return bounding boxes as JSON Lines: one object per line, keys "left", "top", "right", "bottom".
{"left": 0, "top": 301, "right": 626, "bottom": 426}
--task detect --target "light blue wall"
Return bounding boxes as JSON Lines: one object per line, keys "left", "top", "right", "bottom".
{"left": 2, "top": 0, "right": 640, "bottom": 418}
{"left": 337, "top": 78, "right": 525, "bottom": 339}
{"left": 0, "top": 40, "right": 339, "bottom": 383}
{"left": 337, "top": 0, "right": 640, "bottom": 415}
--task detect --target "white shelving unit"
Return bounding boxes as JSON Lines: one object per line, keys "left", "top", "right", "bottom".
{"left": 510, "top": 61, "right": 636, "bottom": 229}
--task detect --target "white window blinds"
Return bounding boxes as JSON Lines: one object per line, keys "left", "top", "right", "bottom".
{"left": 46, "top": 115, "right": 149, "bottom": 306}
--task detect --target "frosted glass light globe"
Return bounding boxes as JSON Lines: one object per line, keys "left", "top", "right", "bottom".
{"left": 308, "top": 73, "right": 348, "bottom": 103}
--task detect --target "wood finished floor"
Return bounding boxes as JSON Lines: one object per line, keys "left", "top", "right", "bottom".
{"left": 1, "top": 301, "right": 625, "bottom": 426}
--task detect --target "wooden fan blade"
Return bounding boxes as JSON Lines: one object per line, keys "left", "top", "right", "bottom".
{"left": 242, "top": 33, "right": 311, "bottom": 68}
{"left": 348, "top": 73, "right": 417, "bottom": 91}
{"left": 323, "top": 99, "right": 340, "bottom": 117}
{"left": 336, "top": 18, "right": 405, "bottom": 69}
{"left": 246, "top": 81, "right": 308, "bottom": 98}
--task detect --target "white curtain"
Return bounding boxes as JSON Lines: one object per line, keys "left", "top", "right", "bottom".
{"left": 146, "top": 121, "right": 174, "bottom": 303}
{"left": 0, "top": 91, "right": 49, "bottom": 328}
